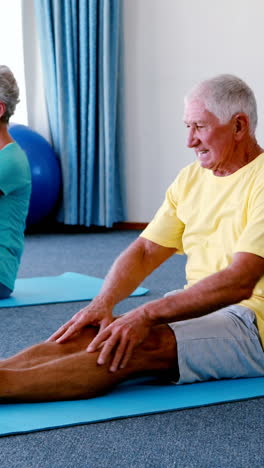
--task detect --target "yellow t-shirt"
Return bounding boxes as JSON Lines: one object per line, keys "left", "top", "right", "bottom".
{"left": 141, "top": 154, "right": 264, "bottom": 346}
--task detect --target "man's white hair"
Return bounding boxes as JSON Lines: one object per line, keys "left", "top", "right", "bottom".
{"left": 185, "top": 74, "right": 257, "bottom": 136}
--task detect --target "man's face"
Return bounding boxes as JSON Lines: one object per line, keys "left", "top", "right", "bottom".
{"left": 183, "top": 99, "right": 236, "bottom": 174}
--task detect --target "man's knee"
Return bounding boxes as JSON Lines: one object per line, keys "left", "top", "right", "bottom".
{"left": 134, "top": 324, "right": 178, "bottom": 374}
{"left": 141, "top": 324, "right": 176, "bottom": 351}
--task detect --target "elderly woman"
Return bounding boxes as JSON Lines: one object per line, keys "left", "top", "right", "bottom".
{"left": 0, "top": 65, "right": 31, "bottom": 298}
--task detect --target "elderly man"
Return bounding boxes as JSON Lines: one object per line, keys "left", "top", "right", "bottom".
{"left": 1, "top": 74, "right": 264, "bottom": 402}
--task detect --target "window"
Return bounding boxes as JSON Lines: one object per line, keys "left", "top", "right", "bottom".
{"left": 1, "top": 0, "right": 28, "bottom": 124}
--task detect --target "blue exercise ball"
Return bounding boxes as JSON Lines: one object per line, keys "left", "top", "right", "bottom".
{"left": 9, "top": 124, "right": 62, "bottom": 226}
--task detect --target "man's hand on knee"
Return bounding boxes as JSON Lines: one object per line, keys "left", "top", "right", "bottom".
{"left": 47, "top": 297, "right": 114, "bottom": 344}
{"left": 87, "top": 307, "right": 152, "bottom": 372}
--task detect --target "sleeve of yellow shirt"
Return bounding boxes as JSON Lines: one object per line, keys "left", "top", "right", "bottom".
{"left": 140, "top": 173, "right": 185, "bottom": 253}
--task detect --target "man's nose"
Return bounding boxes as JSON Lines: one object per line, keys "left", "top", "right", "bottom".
{"left": 186, "top": 128, "right": 199, "bottom": 148}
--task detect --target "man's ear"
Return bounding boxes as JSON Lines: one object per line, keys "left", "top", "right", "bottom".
{"left": 233, "top": 113, "right": 249, "bottom": 140}
{"left": 0, "top": 102, "right": 6, "bottom": 119}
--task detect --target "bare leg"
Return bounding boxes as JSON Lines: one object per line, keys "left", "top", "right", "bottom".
{"left": 0, "top": 327, "right": 99, "bottom": 369}
{"left": 0, "top": 325, "right": 178, "bottom": 402}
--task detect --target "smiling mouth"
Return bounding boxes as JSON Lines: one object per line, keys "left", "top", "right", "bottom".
{"left": 197, "top": 150, "right": 209, "bottom": 158}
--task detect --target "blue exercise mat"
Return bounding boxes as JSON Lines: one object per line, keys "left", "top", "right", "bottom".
{"left": 0, "top": 272, "right": 148, "bottom": 307}
{"left": 0, "top": 377, "right": 264, "bottom": 436}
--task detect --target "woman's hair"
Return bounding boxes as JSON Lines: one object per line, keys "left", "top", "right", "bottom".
{"left": 0, "top": 65, "right": 20, "bottom": 123}
{"left": 185, "top": 74, "right": 257, "bottom": 136}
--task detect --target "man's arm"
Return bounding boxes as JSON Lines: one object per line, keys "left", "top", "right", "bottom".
{"left": 145, "top": 251, "right": 264, "bottom": 323}
{"left": 48, "top": 237, "right": 176, "bottom": 342}
{"left": 91, "top": 237, "right": 177, "bottom": 309}
{"left": 89, "top": 251, "right": 264, "bottom": 372}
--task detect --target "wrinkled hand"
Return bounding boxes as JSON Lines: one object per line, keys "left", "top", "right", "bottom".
{"left": 47, "top": 297, "right": 113, "bottom": 343}
{"left": 87, "top": 307, "right": 152, "bottom": 372}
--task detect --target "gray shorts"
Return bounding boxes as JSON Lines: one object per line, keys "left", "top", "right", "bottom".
{"left": 167, "top": 301, "right": 264, "bottom": 384}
